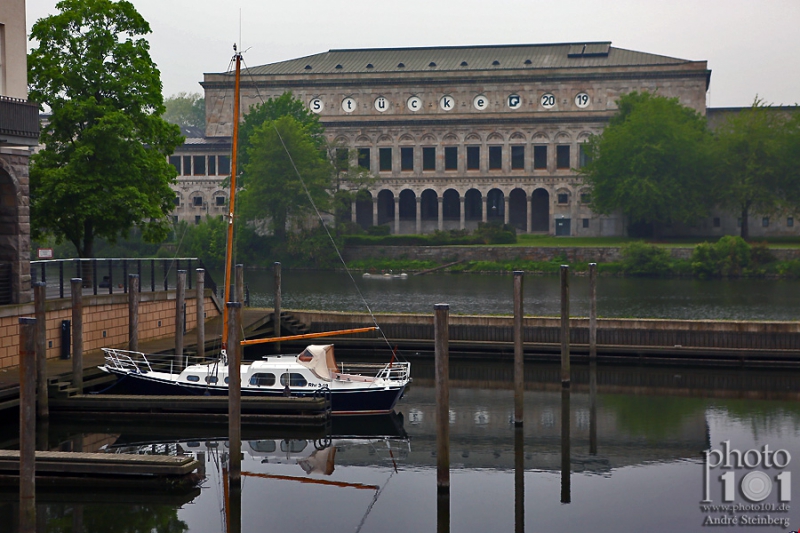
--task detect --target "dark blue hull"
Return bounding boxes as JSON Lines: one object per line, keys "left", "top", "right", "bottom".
{"left": 106, "top": 371, "right": 406, "bottom": 415}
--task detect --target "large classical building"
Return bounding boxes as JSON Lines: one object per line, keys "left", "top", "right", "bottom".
{"left": 0, "top": 0, "right": 37, "bottom": 304}
{"left": 174, "top": 42, "right": 718, "bottom": 236}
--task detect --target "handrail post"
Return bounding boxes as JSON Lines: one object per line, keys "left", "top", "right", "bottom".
{"left": 92, "top": 260, "right": 97, "bottom": 295}
{"left": 58, "top": 262, "right": 64, "bottom": 299}
{"left": 107, "top": 259, "right": 113, "bottom": 294}
{"left": 122, "top": 260, "right": 128, "bottom": 294}
{"left": 128, "top": 274, "right": 139, "bottom": 352}
{"left": 150, "top": 260, "right": 155, "bottom": 292}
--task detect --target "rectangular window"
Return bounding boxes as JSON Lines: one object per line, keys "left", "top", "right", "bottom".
{"left": 466, "top": 146, "right": 480, "bottom": 170}
{"left": 558, "top": 193, "right": 569, "bottom": 204}
{"left": 582, "top": 218, "right": 589, "bottom": 229}
{"left": 557, "top": 145, "right": 571, "bottom": 169}
{"left": 358, "top": 148, "right": 370, "bottom": 170}
{"left": 182, "top": 155, "right": 192, "bottom": 175}
{"left": 788, "top": 217, "right": 794, "bottom": 228}
{"left": 713, "top": 217, "right": 721, "bottom": 228}
{"left": 174, "top": 194, "right": 180, "bottom": 206}
{"left": 401, "top": 147, "right": 414, "bottom": 171}
{"left": 533, "top": 145, "right": 547, "bottom": 170}
{"left": 763, "top": 217, "right": 770, "bottom": 227}
{"left": 580, "top": 193, "right": 591, "bottom": 204}
{"left": 172, "top": 215, "right": 178, "bottom": 224}
{"left": 579, "top": 145, "right": 592, "bottom": 168}
{"left": 192, "top": 196, "right": 203, "bottom": 207}
{"left": 169, "top": 156, "right": 181, "bottom": 174}
{"left": 218, "top": 155, "right": 230, "bottom": 175}
{"left": 208, "top": 156, "right": 217, "bottom": 175}
{"left": 511, "top": 146, "right": 525, "bottom": 170}
{"left": 215, "top": 196, "right": 225, "bottom": 206}
{"left": 336, "top": 148, "right": 349, "bottom": 171}
{"left": 422, "top": 147, "right": 436, "bottom": 171}
{"left": 489, "top": 146, "right": 502, "bottom": 170}
{"left": 445, "top": 146, "right": 458, "bottom": 171}
{"left": 193, "top": 155, "right": 205, "bottom": 175}
{"left": 195, "top": 216, "right": 201, "bottom": 225}
{"left": 379, "top": 148, "right": 392, "bottom": 172}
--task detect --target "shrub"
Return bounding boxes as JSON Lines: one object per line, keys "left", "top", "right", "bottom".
{"left": 620, "top": 242, "right": 671, "bottom": 276}
{"left": 690, "top": 236, "right": 751, "bottom": 277}
{"left": 474, "top": 221, "right": 517, "bottom": 244}
{"left": 366, "top": 224, "right": 391, "bottom": 236}
{"left": 750, "top": 241, "right": 775, "bottom": 265}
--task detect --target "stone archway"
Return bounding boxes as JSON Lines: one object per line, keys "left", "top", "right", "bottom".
{"left": 465, "top": 188, "right": 482, "bottom": 221}
{"left": 442, "top": 189, "right": 460, "bottom": 220}
{"left": 399, "top": 190, "right": 416, "bottom": 221}
{"left": 420, "top": 189, "right": 438, "bottom": 221}
{"left": 0, "top": 158, "right": 31, "bottom": 304}
{"left": 531, "top": 188, "right": 550, "bottom": 232}
{"left": 377, "top": 190, "right": 394, "bottom": 225}
{"left": 486, "top": 188, "right": 504, "bottom": 223}
{"left": 355, "top": 190, "right": 373, "bottom": 229}
{"left": 509, "top": 188, "right": 528, "bottom": 231}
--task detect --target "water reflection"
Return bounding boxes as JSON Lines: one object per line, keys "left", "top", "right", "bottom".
{"left": 242, "top": 270, "right": 800, "bottom": 320}
{"left": 561, "top": 387, "right": 571, "bottom": 504}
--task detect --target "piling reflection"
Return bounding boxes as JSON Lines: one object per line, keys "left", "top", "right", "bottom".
{"left": 514, "top": 427, "right": 524, "bottom": 533}
{"left": 589, "top": 361, "right": 597, "bottom": 455}
{"left": 437, "top": 490, "right": 450, "bottom": 533}
{"left": 560, "top": 387, "right": 571, "bottom": 504}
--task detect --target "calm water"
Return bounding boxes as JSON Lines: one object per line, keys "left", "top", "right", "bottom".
{"left": 9, "top": 361, "right": 800, "bottom": 532}
{"left": 241, "top": 270, "right": 800, "bottom": 321}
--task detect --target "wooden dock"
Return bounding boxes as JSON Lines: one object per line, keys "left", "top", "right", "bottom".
{"left": 0, "top": 449, "right": 198, "bottom": 477}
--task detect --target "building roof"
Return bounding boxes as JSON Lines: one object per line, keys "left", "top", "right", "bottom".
{"left": 232, "top": 42, "right": 698, "bottom": 77}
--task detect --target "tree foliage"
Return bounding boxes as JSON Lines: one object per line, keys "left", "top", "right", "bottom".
{"left": 163, "top": 92, "right": 205, "bottom": 130}
{"left": 238, "top": 115, "right": 332, "bottom": 241}
{"left": 580, "top": 92, "right": 712, "bottom": 237}
{"left": 28, "top": 0, "right": 182, "bottom": 258}
{"left": 710, "top": 99, "right": 800, "bottom": 238}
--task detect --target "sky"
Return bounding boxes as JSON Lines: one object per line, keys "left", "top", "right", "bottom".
{"left": 25, "top": 0, "right": 800, "bottom": 108}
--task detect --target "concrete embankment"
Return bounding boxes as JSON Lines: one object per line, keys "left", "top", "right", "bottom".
{"left": 276, "top": 310, "right": 800, "bottom": 368}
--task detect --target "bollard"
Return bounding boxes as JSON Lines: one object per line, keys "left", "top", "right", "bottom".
{"left": 196, "top": 269, "right": 205, "bottom": 359}
{"left": 33, "top": 283, "right": 48, "bottom": 420}
{"left": 560, "top": 387, "right": 571, "bottom": 504}
{"left": 274, "top": 262, "right": 282, "bottom": 351}
{"left": 175, "top": 271, "right": 185, "bottom": 365}
{"left": 513, "top": 271, "right": 524, "bottom": 426}
{"left": 128, "top": 274, "right": 139, "bottom": 352}
{"left": 70, "top": 278, "right": 83, "bottom": 393}
{"left": 560, "top": 265, "right": 570, "bottom": 387}
{"left": 435, "top": 303, "right": 450, "bottom": 492}
{"left": 19, "top": 317, "right": 36, "bottom": 533}
{"left": 227, "top": 301, "right": 243, "bottom": 486}
{"left": 515, "top": 426, "right": 525, "bottom": 533}
{"left": 589, "top": 263, "right": 597, "bottom": 360}
{"left": 589, "top": 360, "right": 598, "bottom": 455}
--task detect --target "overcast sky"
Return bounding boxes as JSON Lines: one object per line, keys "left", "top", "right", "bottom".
{"left": 25, "top": 0, "right": 800, "bottom": 108}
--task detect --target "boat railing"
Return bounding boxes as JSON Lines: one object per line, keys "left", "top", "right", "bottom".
{"left": 103, "top": 348, "right": 155, "bottom": 374}
{"left": 338, "top": 362, "right": 411, "bottom": 382}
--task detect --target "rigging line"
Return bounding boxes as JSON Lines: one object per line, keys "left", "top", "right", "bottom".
{"left": 240, "top": 60, "right": 398, "bottom": 357}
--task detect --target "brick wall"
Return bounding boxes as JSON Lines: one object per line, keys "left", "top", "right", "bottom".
{"left": 0, "top": 290, "right": 220, "bottom": 369}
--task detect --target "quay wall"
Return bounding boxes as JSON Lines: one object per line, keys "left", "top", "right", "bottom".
{"left": 286, "top": 310, "right": 800, "bottom": 352}
{"left": 343, "top": 245, "right": 800, "bottom": 263}
{"left": 0, "top": 290, "right": 220, "bottom": 370}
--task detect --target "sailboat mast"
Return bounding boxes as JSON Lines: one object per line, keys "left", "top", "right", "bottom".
{"left": 222, "top": 48, "right": 242, "bottom": 348}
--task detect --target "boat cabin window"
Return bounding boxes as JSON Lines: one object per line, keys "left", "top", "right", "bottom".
{"left": 205, "top": 376, "right": 218, "bottom": 384}
{"left": 250, "top": 440, "right": 277, "bottom": 453}
{"left": 186, "top": 375, "right": 200, "bottom": 382}
{"left": 224, "top": 377, "right": 229, "bottom": 384}
{"left": 280, "top": 440, "right": 308, "bottom": 453}
{"left": 249, "top": 373, "right": 276, "bottom": 386}
{"left": 280, "top": 373, "right": 308, "bottom": 387}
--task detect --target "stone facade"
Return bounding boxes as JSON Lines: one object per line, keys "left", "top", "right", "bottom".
{"left": 0, "top": 151, "right": 32, "bottom": 304}
{"left": 194, "top": 42, "right": 711, "bottom": 236}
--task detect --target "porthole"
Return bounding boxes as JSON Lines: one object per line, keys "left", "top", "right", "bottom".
{"left": 186, "top": 375, "right": 200, "bottom": 382}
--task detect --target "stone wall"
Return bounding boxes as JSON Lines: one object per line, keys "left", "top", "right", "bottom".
{"left": 0, "top": 150, "right": 31, "bottom": 304}
{"left": 0, "top": 290, "right": 220, "bottom": 370}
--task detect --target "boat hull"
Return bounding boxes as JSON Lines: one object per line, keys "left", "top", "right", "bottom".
{"left": 105, "top": 369, "right": 406, "bottom": 415}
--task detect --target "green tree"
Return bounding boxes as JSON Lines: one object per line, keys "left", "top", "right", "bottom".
{"left": 28, "top": 0, "right": 183, "bottom": 258}
{"left": 711, "top": 99, "right": 800, "bottom": 239}
{"left": 239, "top": 115, "right": 332, "bottom": 242}
{"left": 163, "top": 92, "right": 205, "bottom": 130}
{"left": 580, "top": 92, "right": 712, "bottom": 237}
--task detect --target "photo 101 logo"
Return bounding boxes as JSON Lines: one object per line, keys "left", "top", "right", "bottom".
{"left": 703, "top": 441, "right": 791, "bottom": 504}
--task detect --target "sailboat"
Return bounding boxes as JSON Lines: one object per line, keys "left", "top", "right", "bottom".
{"left": 99, "top": 48, "right": 410, "bottom": 415}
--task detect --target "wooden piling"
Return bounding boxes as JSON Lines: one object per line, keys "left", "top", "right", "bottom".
{"left": 514, "top": 426, "right": 524, "bottom": 533}
{"left": 274, "top": 262, "right": 282, "bottom": 351}
{"left": 589, "top": 262, "right": 597, "bottom": 360}
{"left": 19, "top": 317, "right": 36, "bottom": 533}
{"left": 235, "top": 264, "right": 244, "bottom": 303}
{"left": 435, "top": 303, "right": 450, "bottom": 492}
{"left": 128, "top": 274, "right": 139, "bottom": 352}
{"left": 560, "top": 265, "right": 570, "bottom": 387}
{"left": 227, "top": 301, "right": 242, "bottom": 486}
{"left": 196, "top": 269, "right": 205, "bottom": 359}
{"left": 513, "top": 271, "right": 524, "bottom": 426}
{"left": 33, "top": 283, "right": 48, "bottom": 420}
{"left": 589, "top": 360, "right": 598, "bottom": 455}
{"left": 560, "top": 387, "right": 571, "bottom": 504}
{"left": 175, "top": 270, "right": 185, "bottom": 364}
{"left": 70, "top": 278, "right": 83, "bottom": 393}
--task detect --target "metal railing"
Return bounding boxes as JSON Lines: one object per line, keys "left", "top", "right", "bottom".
{"left": 0, "top": 96, "right": 39, "bottom": 141}
{"left": 30, "top": 257, "right": 218, "bottom": 300}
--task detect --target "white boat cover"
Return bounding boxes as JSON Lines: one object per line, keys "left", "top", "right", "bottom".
{"left": 297, "top": 344, "right": 337, "bottom": 381}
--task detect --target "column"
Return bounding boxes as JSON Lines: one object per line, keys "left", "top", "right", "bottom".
{"left": 482, "top": 196, "right": 488, "bottom": 223}
{"left": 437, "top": 197, "right": 444, "bottom": 232}
{"left": 372, "top": 197, "right": 378, "bottom": 227}
{"left": 394, "top": 196, "right": 400, "bottom": 235}
{"left": 350, "top": 199, "right": 357, "bottom": 224}
{"left": 416, "top": 197, "right": 422, "bottom": 234}
{"left": 504, "top": 196, "right": 510, "bottom": 225}
{"left": 459, "top": 196, "right": 465, "bottom": 230}
{"left": 527, "top": 195, "right": 532, "bottom": 234}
